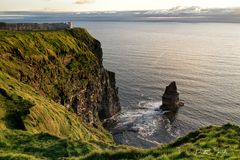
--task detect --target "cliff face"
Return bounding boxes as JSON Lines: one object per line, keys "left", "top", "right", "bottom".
{"left": 0, "top": 28, "right": 120, "bottom": 125}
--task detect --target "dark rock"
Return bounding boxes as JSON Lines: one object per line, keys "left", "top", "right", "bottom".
{"left": 102, "top": 118, "right": 118, "bottom": 130}
{"left": 98, "top": 70, "right": 121, "bottom": 121}
{"left": 66, "top": 68, "right": 121, "bottom": 125}
{"left": 163, "top": 111, "right": 177, "bottom": 123}
{"left": 160, "top": 81, "right": 184, "bottom": 112}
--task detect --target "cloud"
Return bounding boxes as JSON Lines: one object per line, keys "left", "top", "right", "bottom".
{"left": 75, "top": 0, "right": 95, "bottom": 4}
{"left": 138, "top": 6, "right": 240, "bottom": 16}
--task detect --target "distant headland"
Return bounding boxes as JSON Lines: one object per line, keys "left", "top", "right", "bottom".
{"left": 0, "top": 22, "right": 73, "bottom": 31}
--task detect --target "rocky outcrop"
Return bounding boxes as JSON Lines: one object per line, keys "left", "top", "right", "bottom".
{"left": 160, "top": 81, "right": 184, "bottom": 112}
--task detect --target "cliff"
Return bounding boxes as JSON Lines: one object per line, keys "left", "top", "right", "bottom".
{"left": 0, "top": 28, "right": 120, "bottom": 126}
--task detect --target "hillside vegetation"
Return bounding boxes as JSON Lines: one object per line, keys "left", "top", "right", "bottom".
{"left": 0, "top": 124, "right": 239, "bottom": 159}
{"left": 0, "top": 28, "right": 239, "bottom": 159}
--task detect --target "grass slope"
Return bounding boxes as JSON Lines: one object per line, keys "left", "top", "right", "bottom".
{"left": 0, "top": 124, "right": 239, "bottom": 159}
{"left": 0, "top": 130, "right": 97, "bottom": 160}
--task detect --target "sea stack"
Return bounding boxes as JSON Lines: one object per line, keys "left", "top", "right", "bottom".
{"left": 160, "top": 81, "right": 184, "bottom": 112}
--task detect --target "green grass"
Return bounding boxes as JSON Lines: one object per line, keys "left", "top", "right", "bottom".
{"left": 0, "top": 124, "right": 239, "bottom": 160}
{"left": 0, "top": 89, "right": 34, "bottom": 130}
{"left": 0, "top": 129, "right": 97, "bottom": 160}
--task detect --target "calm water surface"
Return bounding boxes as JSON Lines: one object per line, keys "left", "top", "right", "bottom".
{"left": 75, "top": 22, "right": 240, "bottom": 148}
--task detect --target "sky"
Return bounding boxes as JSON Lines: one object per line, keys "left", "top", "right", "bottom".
{"left": 1, "top": 0, "right": 240, "bottom": 12}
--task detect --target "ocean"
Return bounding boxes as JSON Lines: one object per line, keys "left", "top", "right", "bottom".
{"left": 1, "top": 14, "right": 240, "bottom": 147}
{"left": 76, "top": 22, "right": 240, "bottom": 148}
